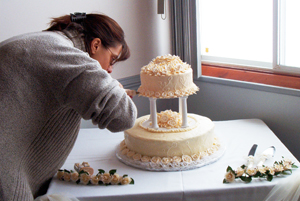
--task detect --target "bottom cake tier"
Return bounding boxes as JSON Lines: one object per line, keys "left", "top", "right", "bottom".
{"left": 117, "top": 114, "right": 225, "bottom": 171}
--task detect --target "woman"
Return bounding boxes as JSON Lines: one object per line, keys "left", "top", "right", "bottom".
{"left": 0, "top": 13, "right": 137, "bottom": 200}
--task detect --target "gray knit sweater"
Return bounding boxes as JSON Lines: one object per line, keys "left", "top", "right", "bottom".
{"left": 0, "top": 28, "right": 137, "bottom": 200}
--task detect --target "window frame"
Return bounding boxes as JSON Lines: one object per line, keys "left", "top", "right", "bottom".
{"left": 196, "top": 0, "right": 300, "bottom": 91}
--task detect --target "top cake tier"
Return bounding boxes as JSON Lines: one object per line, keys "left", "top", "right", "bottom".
{"left": 137, "top": 54, "right": 199, "bottom": 98}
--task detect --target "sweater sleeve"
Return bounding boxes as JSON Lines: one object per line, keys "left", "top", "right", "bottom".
{"left": 32, "top": 32, "right": 137, "bottom": 132}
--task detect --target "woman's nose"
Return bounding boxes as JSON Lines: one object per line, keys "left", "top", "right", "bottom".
{"left": 107, "top": 65, "right": 113, "bottom": 74}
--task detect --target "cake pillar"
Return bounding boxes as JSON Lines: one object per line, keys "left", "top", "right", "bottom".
{"left": 149, "top": 97, "right": 159, "bottom": 129}
{"left": 179, "top": 96, "right": 188, "bottom": 128}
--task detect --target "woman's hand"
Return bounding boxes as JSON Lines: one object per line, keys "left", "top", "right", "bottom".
{"left": 125, "top": 89, "right": 137, "bottom": 98}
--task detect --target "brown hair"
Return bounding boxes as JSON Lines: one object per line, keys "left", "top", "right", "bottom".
{"left": 46, "top": 13, "right": 130, "bottom": 63}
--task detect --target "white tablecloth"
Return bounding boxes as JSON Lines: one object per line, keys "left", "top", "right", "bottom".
{"left": 47, "top": 119, "right": 299, "bottom": 201}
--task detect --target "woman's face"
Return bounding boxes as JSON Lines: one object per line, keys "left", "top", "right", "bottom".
{"left": 90, "top": 38, "right": 122, "bottom": 74}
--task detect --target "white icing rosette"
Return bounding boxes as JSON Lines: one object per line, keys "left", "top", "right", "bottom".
{"left": 141, "top": 155, "right": 151, "bottom": 162}
{"left": 133, "top": 153, "right": 142, "bottom": 161}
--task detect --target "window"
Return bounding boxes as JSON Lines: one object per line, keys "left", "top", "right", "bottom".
{"left": 198, "top": 0, "right": 300, "bottom": 79}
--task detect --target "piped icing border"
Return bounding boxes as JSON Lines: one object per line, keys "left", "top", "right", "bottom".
{"left": 116, "top": 137, "right": 225, "bottom": 171}
{"left": 137, "top": 85, "right": 199, "bottom": 99}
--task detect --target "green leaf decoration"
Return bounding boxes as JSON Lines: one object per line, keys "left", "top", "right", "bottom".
{"left": 64, "top": 169, "right": 70, "bottom": 173}
{"left": 282, "top": 170, "right": 292, "bottom": 175}
{"left": 130, "top": 178, "right": 135, "bottom": 185}
{"left": 78, "top": 170, "right": 88, "bottom": 175}
{"left": 57, "top": 166, "right": 134, "bottom": 186}
{"left": 274, "top": 172, "right": 281, "bottom": 176}
{"left": 223, "top": 156, "right": 297, "bottom": 184}
{"left": 226, "top": 166, "right": 233, "bottom": 172}
{"left": 253, "top": 172, "right": 261, "bottom": 177}
{"left": 240, "top": 176, "right": 252, "bottom": 183}
{"left": 109, "top": 169, "right": 117, "bottom": 175}
{"left": 98, "top": 169, "right": 105, "bottom": 174}
{"left": 267, "top": 175, "right": 273, "bottom": 182}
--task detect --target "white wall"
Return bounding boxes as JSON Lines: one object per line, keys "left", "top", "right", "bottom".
{"left": 0, "top": 0, "right": 172, "bottom": 79}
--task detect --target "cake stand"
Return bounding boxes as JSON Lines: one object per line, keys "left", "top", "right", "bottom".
{"left": 117, "top": 93, "right": 226, "bottom": 171}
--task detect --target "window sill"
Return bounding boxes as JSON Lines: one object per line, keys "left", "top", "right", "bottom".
{"left": 202, "top": 64, "right": 300, "bottom": 90}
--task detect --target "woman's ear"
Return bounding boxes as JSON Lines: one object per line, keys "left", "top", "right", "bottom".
{"left": 90, "top": 38, "right": 102, "bottom": 55}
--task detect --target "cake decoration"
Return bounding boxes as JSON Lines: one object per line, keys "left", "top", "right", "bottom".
{"left": 137, "top": 54, "right": 199, "bottom": 99}
{"left": 223, "top": 157, "right": 298, "bottom": 183}
{"left": 57, "top": 162, "right": 134, "bottom": 185}
{"left": 117, "top": 55, "right": 225, "bottom": 171}
{"left": 156, "top": 110, "right": 182, "bottom": 129}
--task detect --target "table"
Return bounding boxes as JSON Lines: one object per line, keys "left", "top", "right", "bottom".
{"left": 47, "top": 119, "right": 299, "bottom": 201}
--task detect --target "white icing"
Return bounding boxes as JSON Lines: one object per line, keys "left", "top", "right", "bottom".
{"left": 137, "top": 55, "right": 199, "bottom": 98}
{"left": 124, "top": 114, "right": 215, "bottom": 157}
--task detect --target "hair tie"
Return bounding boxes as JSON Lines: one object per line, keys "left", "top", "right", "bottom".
{"left": 70, "top": 12, "right": 86, "bottom": 24}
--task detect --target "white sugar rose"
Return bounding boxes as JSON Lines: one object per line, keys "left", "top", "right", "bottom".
{"left": 191, "top": 154, "right": 200, "bottom": 161}
{"left": 120, "top": 141, "right": 127, "bottom": 150}
{"left": 155, "top": 92, "right": 161, "bottom": 98}
{"left": 57, "top": 171, "right": 64, "bottom": 180}
{"left": 167, "top": 91, "right": 174, "bottom": 97}
{"left": 175, "top": 90, "right": 181, "bottom": 96}
{"left": 121, "top": 148, "right": 130, "bottom": 155}
{"left": 182, "top": 155, "right": 192, "bottom": 163}
{"left": 274, "top": 164, "right": 284, "bottom": 172}
{"left": 141, "top": 155, "right": 151, "bottom": 162}
{"left": 121, "top": 176, "right": 132, "bottom": 185}
{"left": 258, "top": 166, "right": 266, "bottom": 174}
{"left": 168, "top": 120, "right": 176, "bottom": 127}
{"left": 246, "top": 167, "right": 257, "bottom": 176}
{"left": 101, "top": 173, "right": 112, "bottom": 184}
{"left": 133, "top": 153, "right": 142, "bottom": 161}
{"left": 283, "top": 162, "right": 292, "bottom": 170}
{"left": 127, "top": 151, "right": 136, "bottom": 158}
{"left": 70, "top": 172, "right": 79, "bottom": 182}
{"left": 284, "top": 158, "right": 293, "bottom": 165}
{"left": 267, "top": 167, "right": 275, "bottom": 175}
{"left": 206, "top": 148, "right": 214, "bottom": 155}
{"left": 200, "top": 151, "right": 208, "bottom": 158}
{"left": 90, "top": 175, "right": 100, "bottom": 185}
{"left": 151, "top": 156, "right": 162, "bottom": 164}
{"left": 235, "top": 167, "right": 245, "bottom": 177}
{"left": 225, "top": 171, "right": 235, "bottom": 183}
{"left": 80, "top": 174, "right": 90, "bottom": 185}
{"left": 160, "top": 115, "right": 169, "bottom": 123}
{"left": 110, "top": 173, "right": 120, "bottom": 185}
{"left": 161, "top": 157, "right": 172, "bottom": 165}
{"left": 172, "top": 156, "right": 182, "bottom": 163}
{"left": 63, "top": 172, "right": 71, "bottom": 182}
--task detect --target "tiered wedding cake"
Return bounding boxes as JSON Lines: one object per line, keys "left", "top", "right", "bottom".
{"left": 117, "top": 55, "right": 224, "bottom": 171}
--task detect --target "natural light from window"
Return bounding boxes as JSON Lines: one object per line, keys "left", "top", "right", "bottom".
{"left": 279, "top": 0, "right": 300, "bottom": 68}
{"left": 199, "top": 0, "right": 300, "bottom": 73}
